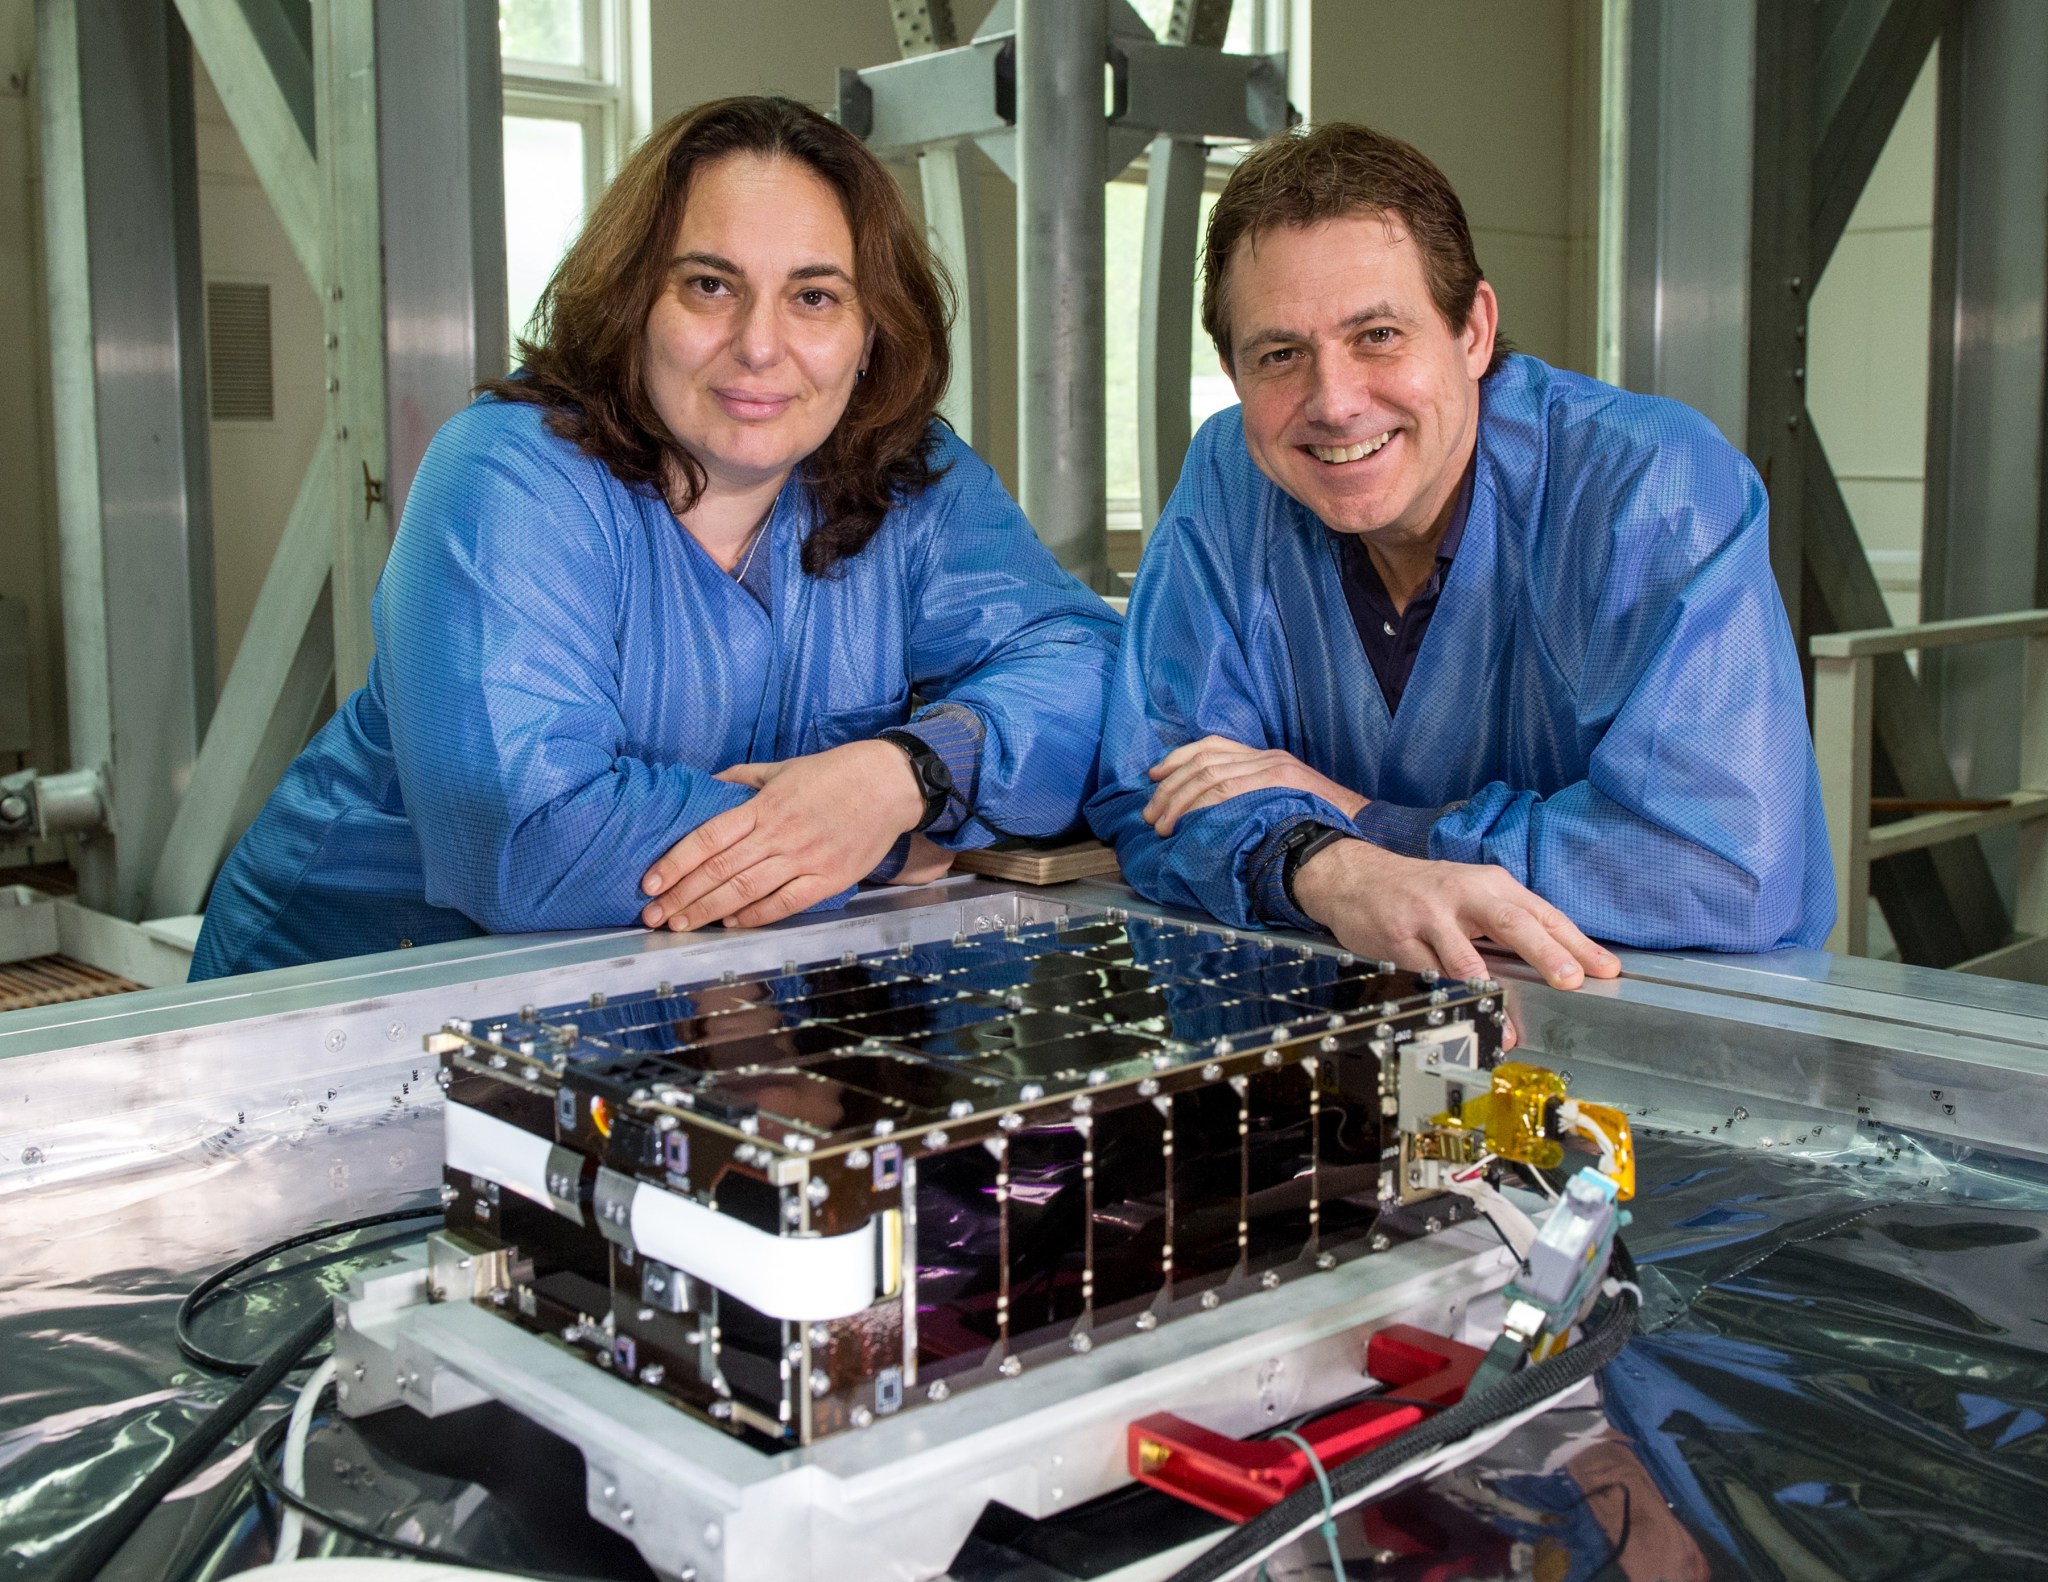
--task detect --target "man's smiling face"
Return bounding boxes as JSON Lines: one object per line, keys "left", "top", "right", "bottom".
{"left": 1224, "top": 211, "right": 1496, "bottom": 547}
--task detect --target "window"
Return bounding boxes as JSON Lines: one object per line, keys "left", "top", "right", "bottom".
{"left": 500, "top": 0, "right": 631, "bottom": 358}
{"left": 1107, "top": 2, "right": 1292, "bottom": 527}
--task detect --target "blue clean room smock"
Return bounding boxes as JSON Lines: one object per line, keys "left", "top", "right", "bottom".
{"left": 191, "top": 399, "right": 1120, "bottom": 979}
{"left": 1086, "top": 354, "right": 1834, "bottom": 953}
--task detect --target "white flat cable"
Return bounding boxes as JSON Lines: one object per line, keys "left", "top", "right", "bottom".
{"left": 444, "top": 1104, "right": 885, "bottom": 1320}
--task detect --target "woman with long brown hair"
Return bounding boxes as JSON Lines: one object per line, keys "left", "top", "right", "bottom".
{"left": 192, "top": 96, "right": 1118, "bottom": 978}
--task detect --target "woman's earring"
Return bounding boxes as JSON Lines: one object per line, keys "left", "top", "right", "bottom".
{"left": 857, "top": 367, "right": 868, "bottom": 380}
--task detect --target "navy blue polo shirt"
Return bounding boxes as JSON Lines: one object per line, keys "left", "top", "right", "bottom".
{"left": 1333, "top": 464, "right": 1474, "bottom": 715}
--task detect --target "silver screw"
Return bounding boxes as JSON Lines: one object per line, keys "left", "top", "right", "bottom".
{"left": 927, "top": 1379, "right": 951, "bottom": 1402}
{"left": 1370, "top": 1232, "right": 1392, "bottom": 1252}
{"left": 1069, "top": 1332, "right": 1094, "bottom": 1353}
{"left": 19, "top": 1146, "right": 44, "bottom": 1167}
{"left": 1135, "top": 1312, "right": 1159, "bottom": 1331}
{"left": 1260, "top": 1270, "right": 1281, "bottom": 1289}
{"left": 1316, "top": 1251, "right": 1337, "bottom": 1270}
{"left": 325, "top": 1029, "right": 347, "bottom": 1051}
{"left": 999, "top": 1356, "right": 1023, "bottom": 1377}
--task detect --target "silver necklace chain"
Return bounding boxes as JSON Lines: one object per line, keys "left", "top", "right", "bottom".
{"left": 731, "top": 516, "right": 769, "bottom": 585}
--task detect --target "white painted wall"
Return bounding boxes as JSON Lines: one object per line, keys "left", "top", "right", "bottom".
{"left": 1305, "top": 0, "right": 1604, "bottom": 375}
{"left": 1806, "top": 50, "right": 1937, "bottom": 629}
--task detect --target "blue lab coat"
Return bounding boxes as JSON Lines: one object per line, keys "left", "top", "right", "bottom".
{"left": 1086, "top": 355, "right": 1834, "bottom": 952}
{"left": 192, "top": 399, "right": 1119, "bottom": 978}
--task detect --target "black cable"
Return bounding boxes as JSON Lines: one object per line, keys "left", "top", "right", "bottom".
{"left": 49, "top": 1300, "right": 336, "bottom": 1582}
{"left": 177, "top": 1204, "right": 440, "bottom": 1374}
{"left": 1165, "top": 1240, "right": 1641, "bottom": 1582}
{"left": 249, "top": 1392, "right": 606, "bottom": 1581}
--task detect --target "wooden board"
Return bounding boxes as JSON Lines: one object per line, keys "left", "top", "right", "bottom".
{"left": 951, "top": 839, "right": 1123, "bottom": 885}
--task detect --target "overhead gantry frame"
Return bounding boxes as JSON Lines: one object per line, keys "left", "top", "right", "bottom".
{"left": 853, "top": 0, "right": 1289, "bottom": 591}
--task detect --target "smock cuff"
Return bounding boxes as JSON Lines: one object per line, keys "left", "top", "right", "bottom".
{"left": 900, "top": 701, "right": 985, "bottom": 838}
{"left": 1247, "top": 816, "right": 1346, "bottom": 933}
{"left": 864, "top": 833, "right": 913, "bottom": 885}
{"left": 1352, "top": 800, "right": 1445, "bottom": 860}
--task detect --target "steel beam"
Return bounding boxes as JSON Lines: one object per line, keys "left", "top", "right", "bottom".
{"left": 1920, "top": 0, "right": 2048, "bottom": 911}
{"left": 1137, "top": 0, "right": 1232, "bottom": 541}
{"left": 1810, "top": 0, "right": 1949, "bottom": 278}
{"left": 173, "top": 0, "right": 324, "bottom": 291}
{"left": 1016, "top": 0, "right": 1110, "bottom": 590}
{"left": 1138, "top": 137, "right": 1204, "bottom": 539}
{"left": 1615, "top": 0, "right": 1756, "bottom": 450}
{"left": 375, "top": 0, "right": 509, "bottom": 525}
{"left": 146, "top": 463, "right": 334, "bottom": 920}
{"left": 317, "top": 0, "right": 392, "bottom": 700}
{"left": 36, "top": 0, "right": 216, "bottom": 920}
{"left": 1745, "top": 0, "right": 1815, "bottom": 637}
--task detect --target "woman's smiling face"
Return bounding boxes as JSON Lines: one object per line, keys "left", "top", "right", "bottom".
{"left": 642, "top": 152, "right": 871, "bottom": 500}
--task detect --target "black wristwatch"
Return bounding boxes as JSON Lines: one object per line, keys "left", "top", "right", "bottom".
{"left": 877, "top": 729, "right": 954, "bottom": 832}
{"left": 1280, "top": 821, "right": 1349, "bottom": 916}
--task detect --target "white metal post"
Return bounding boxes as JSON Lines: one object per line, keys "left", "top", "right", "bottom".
{"left": 1812, "top": 652, "right": 1872, "bottom": 955}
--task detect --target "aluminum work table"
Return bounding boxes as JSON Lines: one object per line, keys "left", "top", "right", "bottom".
{"left": 5, "top": 875, "right": 2048, "bottom": 1581}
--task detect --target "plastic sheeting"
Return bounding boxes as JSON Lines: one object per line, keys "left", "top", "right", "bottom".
{"left": 7, "top": 1108, "right": 2048, "bottom": 1580}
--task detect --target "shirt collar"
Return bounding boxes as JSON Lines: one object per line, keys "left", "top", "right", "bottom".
{"left": 1434, "top": 458, "right": 1476, "bottom": 566}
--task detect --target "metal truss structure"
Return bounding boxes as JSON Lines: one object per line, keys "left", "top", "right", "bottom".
{"left": 1610, "top": 0, "right": 2048, "bottom": 968}
{"left": 30, "top": 0, "right": 506, "bottom": 924}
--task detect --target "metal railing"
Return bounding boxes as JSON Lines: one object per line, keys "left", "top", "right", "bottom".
{"left": 1810, "top": 610, "right": 2048, "bottom": 977}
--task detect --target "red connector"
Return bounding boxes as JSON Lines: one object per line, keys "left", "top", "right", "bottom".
{"left": 1127, "top": 1325, "right": 1485, "bottom": 1523}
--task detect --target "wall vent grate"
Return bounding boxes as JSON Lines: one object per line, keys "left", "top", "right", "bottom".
{"left": 206, "top": 280, "right": 273, "bottom": 422}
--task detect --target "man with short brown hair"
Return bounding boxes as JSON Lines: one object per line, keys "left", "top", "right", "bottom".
{"left": 1087, "top": 123, "right": 1832, "bottom": 983}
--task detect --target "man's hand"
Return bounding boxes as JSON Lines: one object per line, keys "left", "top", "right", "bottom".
{"left": 639, "top": 740, "right": 925, "bottom": 931}
{"left": 1292, "top": 837, "right": 1618, "bottom": 992}
{"left": 1145, "top": 735, "right": 1368, "bottom": 836}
